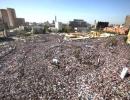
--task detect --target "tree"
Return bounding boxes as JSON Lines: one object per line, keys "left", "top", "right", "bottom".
{"left": 43, "top": 25, "right": 49, "bottom": 33}
{"left": 60, "top": 26, "right": 72, "bottom": 33}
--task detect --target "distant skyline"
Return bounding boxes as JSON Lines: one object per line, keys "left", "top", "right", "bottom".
{"left": 0, "top": 0, "right": 130, "bottom": 24}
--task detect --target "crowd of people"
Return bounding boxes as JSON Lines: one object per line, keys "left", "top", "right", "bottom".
{"left": 0, "top": 34, "right": 130, "bottom": 99}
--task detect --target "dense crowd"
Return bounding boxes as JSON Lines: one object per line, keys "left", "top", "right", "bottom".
{"left": 0, "top": 34, "right": 130, "bottom": 100}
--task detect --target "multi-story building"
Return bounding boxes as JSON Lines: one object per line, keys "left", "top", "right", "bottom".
{"left": 69, "top": 19, "right": 88, "bottom": 28}
{"left": 96, "top": 21, "right": 109, "bottom": 30}
{"left": 69, "top": 19, "right": 90, "bottom": 33}
{"left": 0, "top": 8, "right": 26, "bottom": 29}
{"left": 0, "top": 18, "right": 4, "bottom": 30}
{"left": 103, "top": 25, "right": 129, "bottom": 35}
{"left": 16, "top": 18, "right": 25, "bottom": 26}
{"left": 125, "top": 15, "right": 130, "bottom": 27}
{"left": 0, "top": 9, "right": 10, "bottom": 28}
{"left": 7, "top": 8, "right": 17, "bottom": 28}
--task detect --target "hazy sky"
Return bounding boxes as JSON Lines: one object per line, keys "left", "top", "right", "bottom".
{"left": 0, "top": 0, "right": 130, "bottom": 24}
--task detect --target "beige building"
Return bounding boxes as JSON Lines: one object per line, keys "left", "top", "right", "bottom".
{"left": 16, "top": 18, "right": 25, "bottom": 26}
{"left": 0, "top": 9, "right": 10, "bottom": 28}
{"left": 0, "top": 18, "right": 2, "bottom": 24}
{"left": 0, "top": 18, "right": 4, "bottom": 30}
{"left": 7, "top": 8, "right": 17, "bottom": 28}
{"left": 125, "top": 15, "right": 130, "bottom": 27}
{"left": 0, "top": 8, "right": 26, "bottom": 29}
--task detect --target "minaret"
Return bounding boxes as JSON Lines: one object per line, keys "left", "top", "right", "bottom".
{"left": 55, "top": 16, "right": 57, "bottom": 22}
{"left": 55, "top": 16, "right": 58, "bottom": 29}
{"left": 94, "top": 20, "right": 97, "bottom": 29}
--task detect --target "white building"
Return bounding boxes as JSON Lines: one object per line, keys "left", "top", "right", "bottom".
{"left": 55, "top": 22, "right": 62, "bottom": 30}
{"left": 55, "top": 16, "right": 62, "bottom": 30}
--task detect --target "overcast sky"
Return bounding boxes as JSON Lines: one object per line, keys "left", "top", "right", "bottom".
{"left": 0, "top": 0, "right": 130, "bottom": 24}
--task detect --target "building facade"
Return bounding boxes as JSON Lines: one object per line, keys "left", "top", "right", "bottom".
{"left": 0, "top": 18, "right": 4, "bottom": 30}
{"left": 7, "top": 8, "right": 17, "bottom": 28}
{"left": 55, "top": 22, "right": 62, "bottom": 30}
{"left": 103, "top": 25, "right": 129, "bottom": 35}
{"left": 96, "top": 21, "right": 109, "bottom": 30}
{"left": 125, "top": 15, "right": 130, "bottom": 27}
{"left": 16, "top": 18, "right": 25, "bottom": 26}
{"left": 0, "top": 9, "right": 10, "bottom": 28}
{"left": 0, "top": 8, "right": 26, "bottom": 29}
{"left": 69, "top": 19, "right": 90, "bottom": 33}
